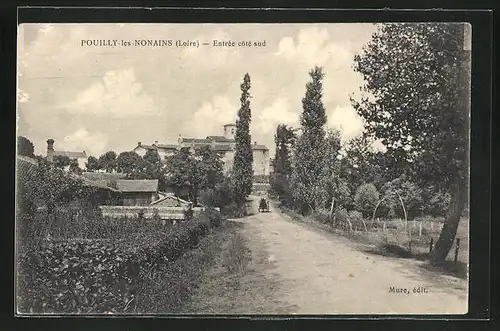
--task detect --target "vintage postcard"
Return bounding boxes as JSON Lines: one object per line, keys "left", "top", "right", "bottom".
{"left": 16, "top": 22, "right": 470, "bottom": 315}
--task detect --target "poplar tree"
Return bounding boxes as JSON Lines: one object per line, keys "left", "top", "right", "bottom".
{"left": 290, "top": 66, "right": 328, "bottom": 214}
{"left": 232, "top": 73, "right": 253, "bottom": 205}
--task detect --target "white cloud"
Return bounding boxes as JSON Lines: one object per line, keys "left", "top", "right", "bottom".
{"left": 328, "top": 105, "right": 364, "bottom": 140}
{"left": 61, "top": 128, "right": 108, "bottom": 156}
{"left": 63, "top": 68, "right": 157, "bottom": 118}
{"left": 187, "top": 95, "right": 238, "bottom": 137}
{"left": 257, "top": 98, "right": 299, "bottom": 134}
{"left": 275, "top": 26, "right": 351, "bottom": 68}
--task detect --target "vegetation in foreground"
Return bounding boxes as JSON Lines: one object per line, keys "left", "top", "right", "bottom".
{"left": 271, "top": 23, "right": 470, "bottom": 267}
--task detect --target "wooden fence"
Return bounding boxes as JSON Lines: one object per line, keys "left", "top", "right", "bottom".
{"left": 99, "top": 206, "right": 220, "bottom": 220}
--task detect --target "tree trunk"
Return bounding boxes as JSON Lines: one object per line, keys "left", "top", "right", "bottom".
{"left": 430, "top": 175, "right": 468, "bottom": 264}
{"left": 329, "top": 196, "right": 335, "bottom": 216}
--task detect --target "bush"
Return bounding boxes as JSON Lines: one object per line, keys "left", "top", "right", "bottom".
{"left": 334, "top": 207, "right": 349, "bottom": 227}
{"left": 17, "top": 210, "right": 224, "bottom": 314}
{"left": 348, "top": 210, "right": 365, "bottom": 230}
{"left": 354, "top": 183, "right": 380, "bottom": 218}
{"left": 221, "top": 203, "right": 247, "bottom": 218}
{"left": 314, "top": 209, "right": 333, "bottom": 225}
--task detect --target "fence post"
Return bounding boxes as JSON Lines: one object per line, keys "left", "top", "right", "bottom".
{"left": 429, "top": 237, "right": 434, "bottom": 254}
{"left": 383, "top": 222, "right": 386, "bottom": 232}
{"left": 419, "top": 222, "right": 422, "bottom": 237}
{"left": 454, "top": 238, "right": 461, "bottom": 264}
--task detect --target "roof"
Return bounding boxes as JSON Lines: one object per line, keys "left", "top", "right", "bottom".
{"left": 223, "top": 123, "right": 236, "bottom": 127}
{"left": 53, "top": 150, "right": 87, "bottom": 159}
{"left": 181, "top": 138, "right": 211, "bottom": 144}
{"left": 155, "top": 144, "right": 178, "bottom": 150}
{"left": 16, "top": 156, "right": 121, "bottom": 193}
{"left": 207, "top": 136, "right": 234, "bottom": 142}
{"left": 115, "top": 179, "right": 158, "bottom": 192}
{"left": 252, "top": 144, "right": 269, "bottom": 151}
{"left": 135, "top": 143, "right": 178, "bottom": 151}
{"left": 150, "top": 193, "right": 190, "bottom": 206}
{"left": 81, "top": 172, "right": 127, "bottom": 181}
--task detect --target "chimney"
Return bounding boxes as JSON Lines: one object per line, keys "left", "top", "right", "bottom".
{"left": 154, "top": 140, "right": 158, "bottom": 145}
{"left": 46, "top": 139, "right": 55, "bottom": 162}
{"left": 138, "top": 142, "right": 141, "bottom": 146}
{"left": 254, "top": 141, "right": 257, "bottom": 146}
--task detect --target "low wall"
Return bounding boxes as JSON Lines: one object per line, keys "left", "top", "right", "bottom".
{"left": 99, "top": 206, "right": 220, "bottom": 220}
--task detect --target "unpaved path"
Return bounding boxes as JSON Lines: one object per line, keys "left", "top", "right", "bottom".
{"left": 182, "top": 197, "right": 468, "bottom": 315}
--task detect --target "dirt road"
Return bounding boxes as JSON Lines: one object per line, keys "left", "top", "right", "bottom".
{"left": 182, "top": 197, "right": 468, "bottom": 315}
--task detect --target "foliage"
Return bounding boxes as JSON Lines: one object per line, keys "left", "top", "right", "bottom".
{"left": 164, "top": 148, "right": 203, "bottom": 204}
{"left": 17, "top": 158, "right": 98, "bottom": 216}
{"left": 85, "top": 156, "right": 101, "bottom": 172}
{"left": 116, "top": 151, "right": 145, "bottom": 177}
{"left": 17, "top": 210, "right": 223, "bottom": 314}
{"left": 318, "top": 129, "right": 349, "bottom": 210}
{"left": 17, "top": 136, "right": 35, "bottom": 157}
{"left": 53, "top": 155, "right": 70, "bottom": 169}
{"left": 380, "top": 175, "right": 423, "bottom": 219}
{"left": 98, "top": 151, "right": 117, "bottom": 173}
{"left": 290, "top": 66, "right": 328, "bottom": 214}
{"left": 339, "top": 136, "right": 390, "bottom": 193}
{"left": 69, "top": 158, "right": 83, "bottom": 175}
{"left": 232, "top": 73, "right": 254, "bottom": 205}
{"left": 195, "top": 145, "right": 224, "bottom": 190}
{"left": 354, "top": 183, "right": 380, "bottom": 218}
{"left": 351, "top": 23, "right": 470, "bottom": 262}
{"left": 334, "top": 207, "right": 349, "bottom": 226}
{"left": 271, "top": 124, "right": 296, "bottom": 205}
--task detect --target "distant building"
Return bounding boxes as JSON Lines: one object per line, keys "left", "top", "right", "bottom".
{"left": 132, "top": 123, "right": 270, "bottom": 176}
{"left": 115, "top": 179, "right": 159, "bottom": 206}
{"left": 46, "top": 138, "right": 88, "bottom": 170}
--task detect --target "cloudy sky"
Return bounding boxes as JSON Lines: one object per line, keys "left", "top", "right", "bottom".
{"left": 17, "top": 23, "right": 378, "bottom": 157}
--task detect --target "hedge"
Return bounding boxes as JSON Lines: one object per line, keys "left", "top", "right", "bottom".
{"left": 17, "top": 209, "right": 222, "bottom": 314}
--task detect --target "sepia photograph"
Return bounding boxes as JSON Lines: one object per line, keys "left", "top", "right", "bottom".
{"left": 16, "top": 22, "right": 471, "bottom": 315}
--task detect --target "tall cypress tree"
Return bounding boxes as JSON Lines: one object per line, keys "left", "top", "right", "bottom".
{"left": 232, "top": 73, "right": 253, "bottom": 205}
{"left": 290, "top": 66, "right": 328, "bottom": 214}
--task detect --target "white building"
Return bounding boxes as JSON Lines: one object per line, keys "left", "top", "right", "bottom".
{"left": 132, "top": 123, "right": 270, "bottom": 176}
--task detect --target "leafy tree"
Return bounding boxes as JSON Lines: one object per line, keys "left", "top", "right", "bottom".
{"left": 69, "top": 158, "right": 82, "bottom": 175}
{"left": 271, "top": 124, "right": 296, "bottom": 204}
{"left": 98, "top": 151, "right": 117, "bottom": 173}
{"left": 351, "top": 23, "right": 470, "bottom": 263}
{"left": 319, "top": 129, "right": 349, "bottom": 212}
{"left": 290, "top": 66, "right": 328, "bottom": 214}
{"left": 18, "top": 158, "right": 95, "bottom": 215}
{"left": 140, "top": 149, "right": 163, "bottom": 182}
{"left": 53, "top": 155, "right": 70, "bottom": 169}
{"left": 85, "top": 156, "right": 100, "bottom": 172}
{"left": 116, "top": 151, "right": 144, "bottom": 177}
{"left": 195, "top": 145, "right": 224, "bottom": 190}
{"left": 17, "top": 136, "right": 35, "bottom": 157}
{"left": 232, "top": 73, "right": 253, "bottom": 205}
{"left": 339, "top": 136, "right": 391, "bottom": 194}
{"left": 354, "top": 183, "right": 380, "bottom": 218}
{"left": 164, "top": 148, "right": 203, "bottom": 204}
{"left": 380, "top": 175, "right": 423, "bottom": 220}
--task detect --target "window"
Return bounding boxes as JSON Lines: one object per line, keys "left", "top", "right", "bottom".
{"left": 231, "top": 129, "right": 235, "bottom": 134}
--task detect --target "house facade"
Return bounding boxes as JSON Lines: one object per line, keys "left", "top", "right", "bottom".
{"left": 115, "top": 179, "right": 159, "bottom": 206}
{"left": 46, "top": 139, "right": 88, "bottom": 170}
{"left": 132, "top": 123, "right": 270, "bottom": 176}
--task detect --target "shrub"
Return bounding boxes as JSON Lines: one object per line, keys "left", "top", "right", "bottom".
{"left": 334, "top": 207, "right": 349, "bottom": 227}
{"left": 314, "top": 209, "right": 333, "bottom": 225}
{"left": 221, "top": 203, "right": 246, "bottom": 218}
{"left": 354, "top": 183, "right": 380, "bottom": 218}
{"left": 348, "top": 210, "right": 365, "bottom": 230}
{"left": 17, "top": 210, "right": 224, "bottom": 314}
